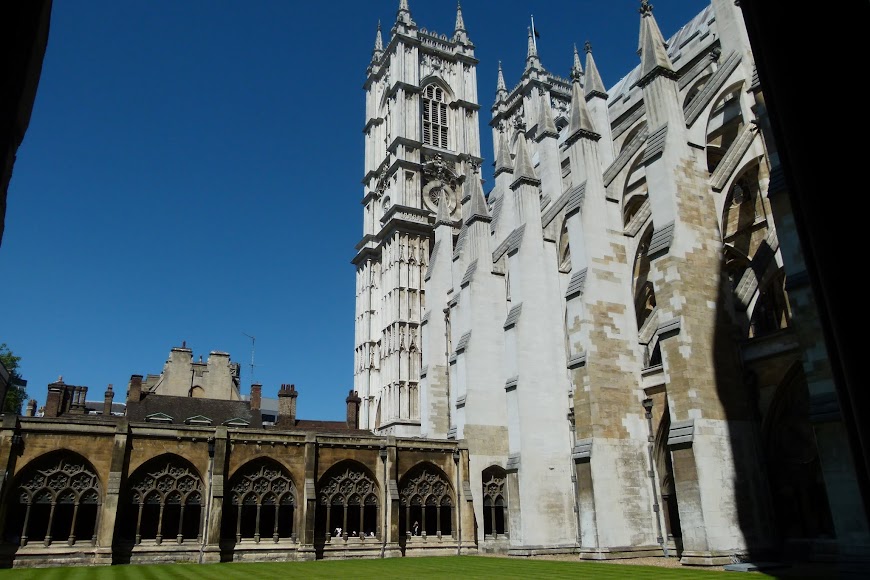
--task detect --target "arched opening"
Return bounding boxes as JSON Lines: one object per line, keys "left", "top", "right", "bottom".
{"left": 654, "top": 408, "right": 682, "bottom": 553}
{"left": 399, "top": 463, "right": 455, "bottom": 538}
{"left": 763, "top": 363, "right": 834, "bottom": 541}
{"left": 633, "top": 228, "right": 656, "bottom": 331}
{"left": 5, "top": 451, "right": 101, "bottom": 547}
{"left": 223, "top": 458, "right": 297, "bottom": 544}
{"left": 749, "top": 269, "right": 790, "bottom": 338}
{"left": 121, "top": 455, "right": 203, "bottom": 545}
{"left": 422, "top": 84, "right": 449, "bottom": 149}
{"left": 316, "top": 461, "right": 380, "bottom": 540}
{"left": 481, "top": 465, "right": 508, "bottom": 538}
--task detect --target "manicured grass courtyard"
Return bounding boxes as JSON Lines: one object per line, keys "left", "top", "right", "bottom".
{"left": 0, "top": 556, "right": 813, "bottom": 580}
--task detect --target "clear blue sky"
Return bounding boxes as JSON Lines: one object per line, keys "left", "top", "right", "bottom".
{"left": 2, "top": 0, "right": 707, "bottom": 420}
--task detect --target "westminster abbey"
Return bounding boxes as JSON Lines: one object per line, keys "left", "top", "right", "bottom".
{"left": 0, "top": 0, "right": 867, "bottom": 569}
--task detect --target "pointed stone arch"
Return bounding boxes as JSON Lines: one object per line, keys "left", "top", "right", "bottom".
{"left": 120, "top": 454, "right": 204, "bottom": 545}
{"left": 223, "top": 457, "right": 298, "bottom": 544}
{"left": 762, "top": 362, "right": 834, "bottom": 540}
{"left": 316, "top": 460, "right": 380, "bottom": 539}
{"left": 632, "top": 225, "right": 658, "bottom": 334}
{"left": 398, "top": 462, "right": 455, "bottom": 538}
{"left": 5, "top": 450, "right": 102, "bottom": 547}
{"left": 481, "top": 465, "right": 508, "bottom": 538}
{"left": 705, "top": 80, "right": 748, "bottom": 175}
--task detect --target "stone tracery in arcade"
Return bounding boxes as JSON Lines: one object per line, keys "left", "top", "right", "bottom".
{"left": 122, "top": 456, "right": 203, "bottom": 545}
{"left": 224, "top": 459, "right": 296, "bottom": 543}
{"left": 399, "top": 464, "right": 454, "bottom": 537}
{"left": 318, "top": 462, "right": 380, "bottom": 538}
{"left": 6, "top": 452, "right": 101, "bottom": 547}
{"left": 481, "top": 466, "right": 508, "bottom": 538}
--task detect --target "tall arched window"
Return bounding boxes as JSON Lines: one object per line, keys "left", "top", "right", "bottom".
{"left": 317, "top": 463, "right": 380, "bottom": 538}
{"left": 482, "top": 466, "right": 508, "bottom": 538}
{"left": 422, "top": 85, "right": 448, "bottom": 149}
{"left": 399, "top": 464, "right": 454, "bottom": 537}
{"left": 123, "top": 456, "right": 203, "bottom": 545}
{"left": 6, "top": 453, "right": 101, "bottom": 547}
{"left": 225, "top": 459, "right": 297, "bottom": 543}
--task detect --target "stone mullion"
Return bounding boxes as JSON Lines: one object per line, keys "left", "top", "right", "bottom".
{"left": 489, "top": 502, "right": 496, "bottom": 536}
{"left": 235, "top": 503, "right": 242, "bottom": 542}
{"left": 342, "top": 502, "right": 348, "bottom": 535}
{"left": 359, "top": 503, "right": 364, "bottom": 534}
{"left": 177, "top": 503, "right": 185, "bottom": 544}
{"left": 135, "top": 502, "right": 144, "bottom": 544}
{"left": 44, "top": 501, "right": 56, "bottom": 546}
{"left": 19, "top": 502, "right": 31, "bottom": 546}
{"left": 156, "top": 502, "right": 165, "bottom": 544}
{"left": 404, "top": 505, "right": 410, "bottom": 535}
{"left": 254, "top": 503, "right": 262, "bottom": 542}
{"left": 68, "top": 502, "right": 80, "bottom": 545}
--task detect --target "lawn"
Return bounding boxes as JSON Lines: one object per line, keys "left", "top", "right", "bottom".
{"left": 0, "top": 556, "right": 807, "bottom": 580}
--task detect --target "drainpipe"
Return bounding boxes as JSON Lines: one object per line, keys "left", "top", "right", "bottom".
{"left": 642, "top": 398, "right": 667, "bottom": 557}
{"left": 568, "top": 412, "right": 582, "bottom": 545}
{"left": 380, "top": 445, "right": 388, "bottom": 558}
{"left": 453, "top": 448, "right": 461, "bottom": 556}
{"left": 443, "top": 308, "right": 452, "bottom": 429}
{"left": 198, "top": 436, "right": 216, "bottom": 564}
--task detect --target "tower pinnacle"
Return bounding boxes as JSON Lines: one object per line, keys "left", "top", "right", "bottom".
{"left": 495, "top": 61, "right": 508, "bottom": 102}
{"left": 572, "top": 43, "right": 583, "bottom": 80}
{"left": 525, "top": 27, "right": 541, "bottom": 70}
{"left": 637, "top": 0, "right": 676, "bottom": 83}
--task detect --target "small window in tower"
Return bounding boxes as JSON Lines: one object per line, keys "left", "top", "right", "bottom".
{"left": 423, "top": 84, "right": 449, "bottom": 149}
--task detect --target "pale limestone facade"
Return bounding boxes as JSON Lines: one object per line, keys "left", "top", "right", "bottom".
{"left": 353, "top": 0, "right": 869, "bottom": 565}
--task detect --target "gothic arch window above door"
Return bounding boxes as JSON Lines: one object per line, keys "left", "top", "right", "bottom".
{"left": 422, "top": 84, "right": 449, "bottom": 149}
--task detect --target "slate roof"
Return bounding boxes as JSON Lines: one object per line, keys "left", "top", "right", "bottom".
{"left": 126, "top": 394, "right": 261, "bottom": 428}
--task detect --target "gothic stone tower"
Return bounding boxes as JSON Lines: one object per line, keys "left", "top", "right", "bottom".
{"left": 353, "top": 1, "right": 482, "bottom": 436}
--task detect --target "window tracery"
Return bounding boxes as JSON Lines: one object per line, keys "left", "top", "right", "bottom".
{"left": 422, "top": 84, "right": 449, "bottom": 149}
{"left": 8, "top": 454, "right": 100, "bottom": 547}
{"left": 318, "top": 466, "right": 379, "bottom": 538}
{"left": 399, "top": 466, "right": 454, "bottom": 537}
{"left": 227, "top": 460, "right": 296, "bottom": 543}
{"left": 125, "top": 458, "right": 203, "bottom": 545}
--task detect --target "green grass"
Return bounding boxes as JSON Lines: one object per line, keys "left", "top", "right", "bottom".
{"left": 0, "top": 556, "right": 814, "bottom": 580}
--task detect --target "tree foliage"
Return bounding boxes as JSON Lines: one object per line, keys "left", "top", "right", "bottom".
{"left": 1, "top": 343, "right": 27, "bottom": 414}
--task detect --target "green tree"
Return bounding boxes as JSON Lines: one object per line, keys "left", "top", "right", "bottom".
{"left": 1, "top": 343, "right": 27, "bottom": 414}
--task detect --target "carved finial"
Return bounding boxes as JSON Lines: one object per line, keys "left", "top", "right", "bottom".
{"left": 571, "top": 43, "right": 583, "bottom": 81}
{"left": 639, "top": 0, "right": 653, "bottom": 16}
{"left": 585, "top": 40, "right": 592, "bottom": 54}
{"left": 455, "top": 1, "right": 465, "bottom": 32}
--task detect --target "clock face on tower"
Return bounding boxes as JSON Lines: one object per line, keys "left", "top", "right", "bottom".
{"left": 421, "top": 153, "right": 459, "bottom": 217}
{"left": 422, "top": 181, "right": 457, "bottom": 215}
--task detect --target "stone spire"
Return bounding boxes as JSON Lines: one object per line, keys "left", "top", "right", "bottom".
{"left": 465, "top": 166, "right": 491, "bottom": 225}
{"left": 495, "top": 61, "right": 508, "bottom": 102}
{"left": 511, "top": 130, "right": 539, "bottom": 187}
{"left": 494, "top": 130, "right": 513, "bottom": 177}
{"left": 395, "top": 0, "right": 415, "bottom": 29}
{"left": 537, "top": 90, "right": 558, "bottom": 140}
{"left": 583, "top": 41, "right": 607, "bottom": 98}
{"left": 637, "top": 0, "right": 676, "bottom": 84}
{"left": 567, "top": 67, "right": 597, "bottom": 140}
{"left": 371, "top": 21, "right": 383, "bottom": 62}
{"left": 572, "top": 43, "right": 583, "bottom": 79}
{"left": 453, "top": 1, "right": 468, "bottom": 43}
{"left": 525, "top": 27, "right": 541, "bottom": 70}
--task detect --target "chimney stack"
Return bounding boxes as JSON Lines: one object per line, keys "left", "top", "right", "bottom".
{"left": 250, "top": 383, "right": 262, "bottom": 411}
{"left": 25, "top": 399, "right": 36, "bottom": 417}
{"left": 127, "top": 375, "right": 143, "bottom": 404}
{"left": 44, "top": 377, "right": 65, "bottom": 417}
{"left": 277, "top": 384, "right": 298, "bottom": 428}
{"left": 346, "top": 389, "right": 362, "bottom": 429}
{"left": 104, "top": 384, "right": 115, "bottom": 416}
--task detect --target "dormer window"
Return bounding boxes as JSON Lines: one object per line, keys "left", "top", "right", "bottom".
{"left": 422, "top": 84, "right": 448, "bottom": 149}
